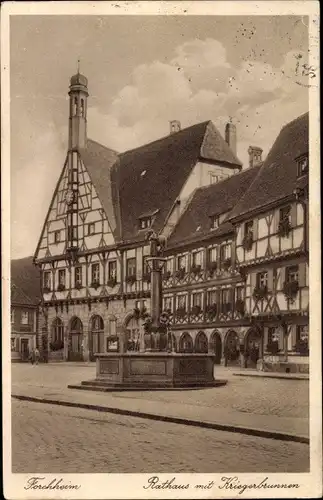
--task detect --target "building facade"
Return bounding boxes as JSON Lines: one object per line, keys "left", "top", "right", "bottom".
{"left": 11, "top": 257, "right": 41, "bottom": 361}
{"left": 33, "top": 73, "right": 309, "bottom": 373}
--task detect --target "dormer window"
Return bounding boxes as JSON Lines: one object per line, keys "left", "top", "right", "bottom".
{"left": 139, "top": 217, "right": 152, "bottom": 230}
{"left": 54, "top": 230, "right": 61, "bottom": 244}
{"left": 297, "top": 155, "right": 308, "bottom": 177}
{"left": 210, "top": 215, "right": 219, "bottom": 230}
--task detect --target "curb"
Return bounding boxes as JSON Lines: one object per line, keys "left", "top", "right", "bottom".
{"left": 233, "top": 373, "right": 309, "bottom": 381}
{"left": 12, "top": 394, "right": 309, "bottom": 445}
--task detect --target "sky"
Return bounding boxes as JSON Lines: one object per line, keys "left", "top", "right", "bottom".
{"left": 10, "top": 15, "right": 310, "bottom": 259}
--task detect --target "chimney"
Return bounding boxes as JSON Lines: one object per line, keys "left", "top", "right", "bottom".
{"left": 248, "top": 146, "right": 263, "bottom": 168}
{"left": 170, "top": 120, "right": 181, "bottom": 134}
{"left": 225, "top": 122, "right": 237, "bottom": 155}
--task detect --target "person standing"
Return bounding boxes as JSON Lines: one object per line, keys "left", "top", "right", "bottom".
{"left": 34, "top": 347, "right": 40, "bottom": 366}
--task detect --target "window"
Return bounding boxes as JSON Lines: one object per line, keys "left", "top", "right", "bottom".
{"left": 142, "top": 256, "right": 150, "bottom": 276}
{"left": 297, "top": 155, "right": 308, "bottom": 177}
{"left": 295, "top": 325, "right": 309, "bottom": 355}
{"left": 74, "top": 97, "right": 77, "bottom": 115}
{"left": 139, "top": 217, "right": 151, "bottom": 230}
{"left": 91, "top": 263, "right": 100, "bottom": 284}
{"left": 286, "top": 265, "right": 299, "bottom": 283}
{"left": 126, "top": 258, "right": 136, "bottom": 278}
{"left": 80, "top": 98, "right": 85, "bottom": 117}
{"left": 177, "top": 255, "right": 186, "bottom": 271}
{"left": 192, "top": 293, "right": 202, "bottom": 307}
{"left": 11, "top": 338, "right": 16, "bottom": 351}
{"left": 207, "top": 290, "right": 217, "bottom": 305}
{"left": 43, "top": 271, "right": 51, "bottom": 290}
{"left": 21, "top": 311, "right": 29, "bottom": 325}
{"left": 58, "top": 269, "right": 66, "bottom": 287}
{"left": 192, "top": 251, "right": 202, "bottom": 267}
{"left": 108, "top": 261, "right": 117, "bottom": 280}
{"left": 244, "top": 221, "right": 253, "bottom": 237}
{"left": 279, "top": 206, "right": 291, "bottom": 224}
{"left": 209, "top": 173, "right": 219, "bottom": 185}
{"left": 257, "top": 271, "right": 268, "bottom": 288}
{"left": 268, "top": 326, "right": 279, "bottom": 343}
{"left": 220, "top": 243, "right": 231, "bottom": 262}
{"left": 52, "top": 318, "right": 64, "bottom": 344}
{"left": 221, "top": 289, "right": 231, "bottom": 313}
{"left": 207, "top": 247, "right": 217, "bottom": 263}
{"left": 54, "top": 230, "right": 61, "bottom": 243}
{"left": 236, "top": 287, "right": 243, "bottom": 301}
{"left": 177, "top": 295, "right": 187, "bottom": 310}
{"left": 210, "top": 215, "right": 220, "bottom": 230}
{"left": 11, "top": 308, "right": 14, "bottom": 324}
{"left": 87, "top": 223, "right": 95, "bottom": 236}
{"left": 163, "top": 297, "right": 173, "bottom": 312}
{"left": 68, "top": 226, "right": 78, "bottom": 241}
{"left": 75, "top": 266, "right": 82, "bottom": 286}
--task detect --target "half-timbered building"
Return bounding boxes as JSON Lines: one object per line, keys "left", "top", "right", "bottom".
{"left": 33, "top": 72, "right": 242, "bottom": 362}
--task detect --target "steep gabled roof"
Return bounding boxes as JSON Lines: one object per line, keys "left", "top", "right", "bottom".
{"left": 11, "top": 256, "right": 41, "bottom": 306}
{"left": 229, "top": 112, "right": 309, "bottom": 221}
{"left": 80, "top": 139, "right": 121, "bottom": 240}
{"left": 168, "top": 166, "right": 261, "bottom": 248}
{"left": 116, "top": 120, "right": 242, "bottom": 243}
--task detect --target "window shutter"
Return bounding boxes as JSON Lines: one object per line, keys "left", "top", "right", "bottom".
{"left": 250, "top": 272, "right": 256, "bottom": 291}
{"left": 274, "top": 209, "right": 280, "bottom": 233}
{"left": 290, "top": 203, "right": 297, "bottom": 228}
{"left": 298, "top": 263, "right": 306, "bottom": 287}
{"left": 253, "top": 219, "right": 258, "bottom": 240}
{"left": 280, "top": 267, "right": 286, "bottom": 287}
{"left": 240, "top": 223, "right": 245, "bottom": 244}
{"left": 267, "top": 269, "right": 274, "bottom": 291}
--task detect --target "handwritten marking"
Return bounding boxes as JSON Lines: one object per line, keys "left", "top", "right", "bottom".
{"left": 24, "top": 477, "right": 81, "bottom": 490}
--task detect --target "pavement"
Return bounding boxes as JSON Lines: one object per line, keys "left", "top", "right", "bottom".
{"left": 11, "top": 363, "right": 309, "bottom": 444}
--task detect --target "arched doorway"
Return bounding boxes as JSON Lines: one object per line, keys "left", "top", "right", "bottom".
{"left": 209, "top": 330, "right": 222, "bottom": 364}
{"left": 224, "top": 330, "right": 240, "bottom": 366}
{"left": 125, "top": 316, "right": 141, "bottom": 351}
{"left": 195, "top": 331, "right": 208, "bottom": 353}
{"left": 89, "top": 315, "right": 104, "bottom": 361}
{"left": 245, "top": 328, "right": 262, "bottom": 369}
{"left": 69, "top": 316, "right": 83, "bottom": 361}
{"left": 179, "top": 332, "right": 193, "bottom": 353}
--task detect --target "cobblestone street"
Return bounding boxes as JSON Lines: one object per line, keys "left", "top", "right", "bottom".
{"left": 12, "top": 399, "right": 309, "bottom": 473}
{"left": 11, "top": 363, "right": 309, "bottom": 418}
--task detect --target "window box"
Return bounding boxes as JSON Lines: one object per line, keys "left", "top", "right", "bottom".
{"left": 222, "top": 303, "right": 231, "bottom": 314}
{"left": 50, "top": 340, "right": 64, "bottom": 351}
{"left": 140, "top": 306, "right": 149, "bottom": 319}
{"left": 278, "top": 218, "right": 291, "bottom": 238}
{"left": 163, "top": 270, "right": 172, "bottom": 280}
{"left": 126, "top": 275, "right": 136, "bottom": 285}
{"left": 206, "top": 304, "right": 217, "bottom": 319}
{"left": 142, "top": 272, "right": 151, "bottom": 283}
{"left": 283, "top": 280, "right": 299, "bottom": 302}
{"left": 191, "top": 264, "right": 202, "bottom": 275}
{"left": 57, "top": 284, "right": 66, "bottom": 292}
{"left": 75, "top": 282, "right": 83, "bottom": 290}
{"left": 294, "top": 339, "right": 309, "bottom": 356}
{"left": 43, "top": 286, "right": 51, "bottom": 294}
{"left": 160, "top": 311, "right": 172, "bottom": 326}
{"left": 175, "top": 268, "right": 186, "bottom": 280}
{"left": 266, "top": 341, "right": 280, "bottom": 355}
{"left": 207, "top": 261, "right": 218, "bottom": 277}
{"left": 191, "top": 305, "right": 202, "bottom": 316}
{"left": 107, "top": 278, "right": 117, "bottom": 288}
{"left": 222, "top": 258, "right": 231, "bottom": 271}
{"left": 253, "top": 285, "right": 268, "bottom": 301}
{"left": 176, "top": 307, "right": 186, "bottom": 318}
{"left": 242, "top": 232, "right": 253, "bottom": 251}
{"left": 235, "top": 299, "right": 245, "bottom": 315}
{"left": 90, "top": 281, "right": 100, "bottom": 290}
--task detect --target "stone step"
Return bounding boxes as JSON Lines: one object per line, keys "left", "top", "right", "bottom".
{"left": 68, "top": 379, "right": 227, "bottom": 392}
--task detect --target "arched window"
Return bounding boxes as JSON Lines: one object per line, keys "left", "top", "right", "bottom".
{"left": 210, "top": 330, "right": 222, "bottom": 364}
{"left": 70, "top": 316, "right": 83, "bottom": 333}
{"left": 91, "top": 315, "right": 104, "bottom": 332}
{"left": 195, "top": 331, "right": 208, "bottom": 353}
{"left": 179, "top": 332, "right": 193, "bottom": 353}
{"left": 225, "top": 330, "right": 240, "bottom": 364}
{"left": 80, "top": 98, "right": 84, "bottom": 117}
{"left": 52, "top": 318, "right": 64, "bottom": 343}
{"left": 74, "top": 97, "right": 78, "bottom": 116}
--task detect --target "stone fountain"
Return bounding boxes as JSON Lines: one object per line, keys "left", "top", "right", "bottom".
{"left": 68, "top": 232, "right": 222, "bottom": 391}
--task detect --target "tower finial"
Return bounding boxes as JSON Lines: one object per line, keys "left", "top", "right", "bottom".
{"left": 77, "top": 58, "right": 80, "bottom": 74}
